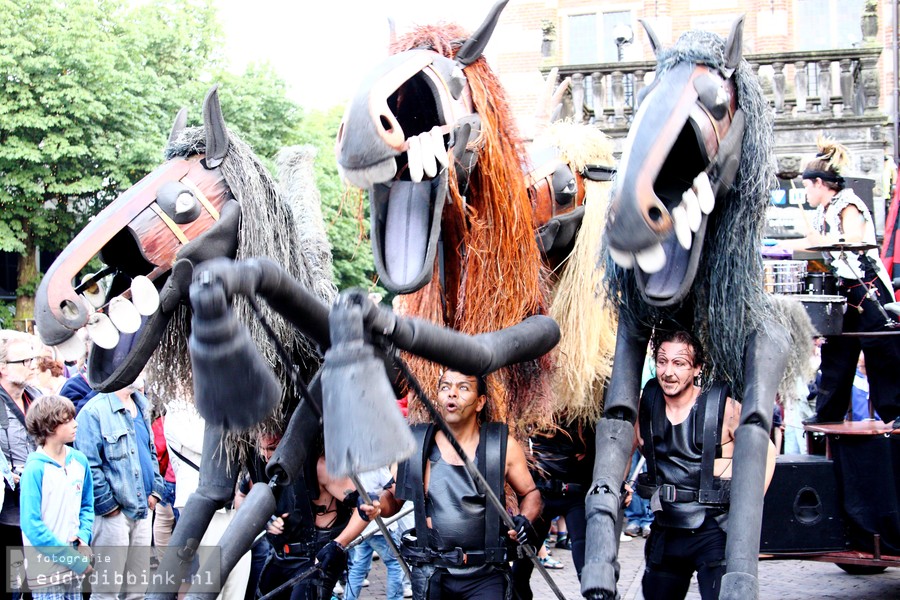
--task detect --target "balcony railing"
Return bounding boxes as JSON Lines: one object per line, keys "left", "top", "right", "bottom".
{"left": 551, "top": 46, "right": 883, "bottom": 130}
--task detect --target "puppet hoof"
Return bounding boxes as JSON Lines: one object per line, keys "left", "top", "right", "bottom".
{"left": 720, "top": 572, "right": 758, "bottom": 600}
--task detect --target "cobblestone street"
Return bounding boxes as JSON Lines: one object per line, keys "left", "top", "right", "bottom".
{"left": 355, "top": 535, "right": 900, "bottom": 599}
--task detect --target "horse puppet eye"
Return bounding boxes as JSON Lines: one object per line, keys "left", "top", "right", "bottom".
{"left": 156, "top": 180, "right": 201, "bottom": 224}
{"left": 694, "top": 74, "right": 728, "bottom": 121}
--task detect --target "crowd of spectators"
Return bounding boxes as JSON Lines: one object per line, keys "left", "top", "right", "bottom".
{"left": 0, "top": 310, "right": 881, "bottom": 599}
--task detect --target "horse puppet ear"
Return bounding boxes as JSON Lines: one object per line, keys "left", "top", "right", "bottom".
{"left": 638, "top": 19, "right": 662, "bottom": 55}
{"left": 202, "top": 84, "right": 230, "bottom": 169}
{"left": 454, "top": 0, "right": 509, "bottom": 67}
{"left": 722, "top": 15, "right": 745, "bottom": 77}
{"left": 167, "top": 107, "right": 188, "bottom": 146}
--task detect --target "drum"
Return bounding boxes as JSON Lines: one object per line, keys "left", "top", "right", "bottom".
{"left": 799, "top": 294, "right": 846, "bottom": 336}
{"left": 763, "top": 260, "right": 808, "bottom": 294}
{"left": 805, "top": 272, "right": 837, "bottom": 295}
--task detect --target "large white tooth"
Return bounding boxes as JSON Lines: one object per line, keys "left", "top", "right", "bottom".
{"left": 419, "top": 132, "right": 437, "bottom": 178}
{"left": 635, "top": 242, "right": 667, "bottom": 274}
{"left": 430, "top": 126, "right": 448, "bottom": 167}
{"left": 671, "top": 205, "right": 692, "bottom": 250}
{"left": 131, "top": 276, "right": 160, "bottom": 316}
{"left": 608, "top": 246, "right": 635, "bottom": 269}
{"left": 80, "top": 275, "right": 106, "bottom": 309}
{"left": 694, "top": 171, "right": 715, "bottom": 214}
{"left": 682, "top": 189, "right": 702, "bottom": 232}
{"left": 107, "top": 297, "right": 142, "bottom": 334}
{"left": 87, "top": 313, "right": 120, "bottom": 349}
{"left": 53, "top": 333, "right": 87, "bottom": 363}
{"left": 407, "top": 135, "right": 424, "bottom": 183}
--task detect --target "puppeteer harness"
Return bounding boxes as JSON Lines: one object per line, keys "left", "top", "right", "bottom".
{"left": 396, "top": 422, "right": 508, "bottom": 569}
{"left": 637, "top": 380, "right": 731, "bottom": 529}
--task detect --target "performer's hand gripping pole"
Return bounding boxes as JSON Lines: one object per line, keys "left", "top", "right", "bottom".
{"left": 349, "top": 474, "right": 413, "bottom": 581}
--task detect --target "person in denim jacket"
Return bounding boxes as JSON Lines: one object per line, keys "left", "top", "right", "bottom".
{"left": 75, "top": 376, "right": 165, "bottom": 600}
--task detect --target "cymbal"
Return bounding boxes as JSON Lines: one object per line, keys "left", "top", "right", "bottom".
{"left": 808, "top": 242, "right": 879, "bottom": 253}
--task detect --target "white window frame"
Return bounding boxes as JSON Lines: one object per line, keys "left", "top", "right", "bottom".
{"left": 561, "top": 5, "right": 640, "bottom": 65}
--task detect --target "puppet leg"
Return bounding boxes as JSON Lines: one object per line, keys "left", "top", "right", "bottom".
{"left": 147, "top": 421, "right": 237, "bottom": 599}
{"left": 582, "top": 319, "right": 650, "bottom": 600}
{"left": 720, "top": 325, "right": 789, "bottom": 600}
{"left": 183, "top": 381, "right": 324, "bottom": 600}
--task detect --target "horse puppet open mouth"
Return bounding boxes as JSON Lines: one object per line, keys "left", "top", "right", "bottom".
{"left": 604, "top": 18, "right": 746, "bottom": 307}
{"left": 34, "top": 87, "right": 241, "bottom": 392}
{"left": 335, "top": 1, "right": 509, "bottom": 295}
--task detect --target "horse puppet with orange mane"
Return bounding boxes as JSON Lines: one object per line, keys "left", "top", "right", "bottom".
{"left": 336, "top": 0, "right": 554, "bottom": 438}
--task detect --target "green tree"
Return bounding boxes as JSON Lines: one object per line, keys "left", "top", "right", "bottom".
{"left": 210, "top": 64, "right": 305, "bottom": 169}
{"left": 295, "top": 106, "right": 384, "bottom": 295}
{"left": 0, "top": 0, "right": 220, "bottom": 324}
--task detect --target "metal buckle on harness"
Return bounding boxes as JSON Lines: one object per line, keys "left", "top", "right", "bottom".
{"left": 660, "top": 484, "right": 677, "bottom": 503}
{"left": 437, "top": 547, "right": 465, "bottom": 566}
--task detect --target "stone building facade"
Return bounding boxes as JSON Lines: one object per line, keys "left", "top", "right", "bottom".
{"left": 483, "top": 0, "right": 896, "bottom": 229}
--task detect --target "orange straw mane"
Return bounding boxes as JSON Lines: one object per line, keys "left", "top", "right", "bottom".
{"left": 391, "top": 24, "right": 553, "bottom": 438}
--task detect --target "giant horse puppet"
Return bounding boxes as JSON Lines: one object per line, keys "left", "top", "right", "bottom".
{"left": 33, "top": 86, "right": 341, "bottom": 594}
{"left": 582, "top": 18, "right": 814, "bottom": 600}
{"left": 336, "top": 0, "right": 555, "bottom": 437}
{"left": 529, "top": 116, "right": 619, "bottom": 423}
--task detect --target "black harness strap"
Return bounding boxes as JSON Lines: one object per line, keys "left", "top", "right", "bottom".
{"left": 404, "top": 423, "right": 436, "bottom": 551}
{"left": 168, "top": 445, "right": 199, "bottom": 472}
{"left": 639, "top": 379, "right": 664, "bottom": 485}
{"left": 481, "top": 422, "right": 507, "bottom": 563}
{"left": 699, "top": 383, "right": 730, "bottom": 504}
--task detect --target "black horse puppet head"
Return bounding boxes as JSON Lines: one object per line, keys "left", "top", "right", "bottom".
{"left": 604, "top": 17, "right": 751, "bottom": 308}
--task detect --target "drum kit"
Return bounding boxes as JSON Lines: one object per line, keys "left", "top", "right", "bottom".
{"left": 764, "top": 242, "right": 899, "bottom": 337}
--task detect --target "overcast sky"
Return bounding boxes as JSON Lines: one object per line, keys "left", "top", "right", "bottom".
{"left": 218, "top": 0, "right": 495, "bottom": 110}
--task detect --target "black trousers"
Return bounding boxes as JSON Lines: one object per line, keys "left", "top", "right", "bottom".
{"left": 256, "top": 550, "right": 335, "bottom": 600}
{"left": 510, "top": 491, "right": 586, "bottom": 600}
{"left": 641, "top": 517, "right": 726, "bottom": 600}
{"left": 816, "top": 272, "right": 900, "bottom": 423}
{"left": 412, "top": 565, "right": 508, "bottom": 600}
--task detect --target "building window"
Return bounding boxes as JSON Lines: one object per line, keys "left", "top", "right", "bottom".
{"left": 795, "top": 0, "right": 863, "bottom": 51}
{"left": 568, "top": 13, "right": 597, "bottom": 64}
{"left": 602, "top": 11, "right": 632, "bottom": 62}
{"left": 566, "top": 10, "right": 635, "bottom": 64}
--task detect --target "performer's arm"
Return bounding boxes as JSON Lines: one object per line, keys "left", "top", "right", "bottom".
{"left": 506, "top": 436, "right": 541, "bottom": 522}
{"left": 720, "top": 398, "right": 777, "bottom": 491}
{"left": 359, "top": 480, "right": 403, "bottom": 521}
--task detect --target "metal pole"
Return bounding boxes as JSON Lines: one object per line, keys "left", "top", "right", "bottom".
{"left": 347, "top": 505, "right": 414, "bottom": 548}
{"left": 350, "top": 474, "right": 413, "bottom": 582}
{"left": 396, "top": 359, "right": 568, "bottom": 600}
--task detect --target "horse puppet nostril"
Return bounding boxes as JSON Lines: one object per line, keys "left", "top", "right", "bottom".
{"left": 648, "top": 206, "right": 664, "bottom": 223}
{"left": 379, "top": 114, "right": 394, "bottom": 133}
{"left": 60, "top": 299, "right": 83, "bottom": 321}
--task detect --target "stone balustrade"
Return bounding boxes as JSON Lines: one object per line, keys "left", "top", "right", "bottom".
{"left": 551, "top": 46, "right": 883, "bottom": 132}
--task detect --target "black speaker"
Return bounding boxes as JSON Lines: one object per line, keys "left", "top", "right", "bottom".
{"left": 760, "top": 454, "right": 847, "bottom": 553}
{"left": 843, "top": 176, "right": 875, "bottom": 215}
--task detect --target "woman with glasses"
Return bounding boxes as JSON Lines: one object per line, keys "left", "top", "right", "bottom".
{"left": 0, "top": 330, "right": 42, "bottom": 599}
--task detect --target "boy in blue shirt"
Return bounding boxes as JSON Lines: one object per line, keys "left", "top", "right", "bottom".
{"left": 20, "top": 394, "right": 94, "bottom": 599}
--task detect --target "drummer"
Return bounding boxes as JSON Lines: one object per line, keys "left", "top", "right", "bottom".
{"left": 777, "top": 137, "right": 900, "bottom": 425}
